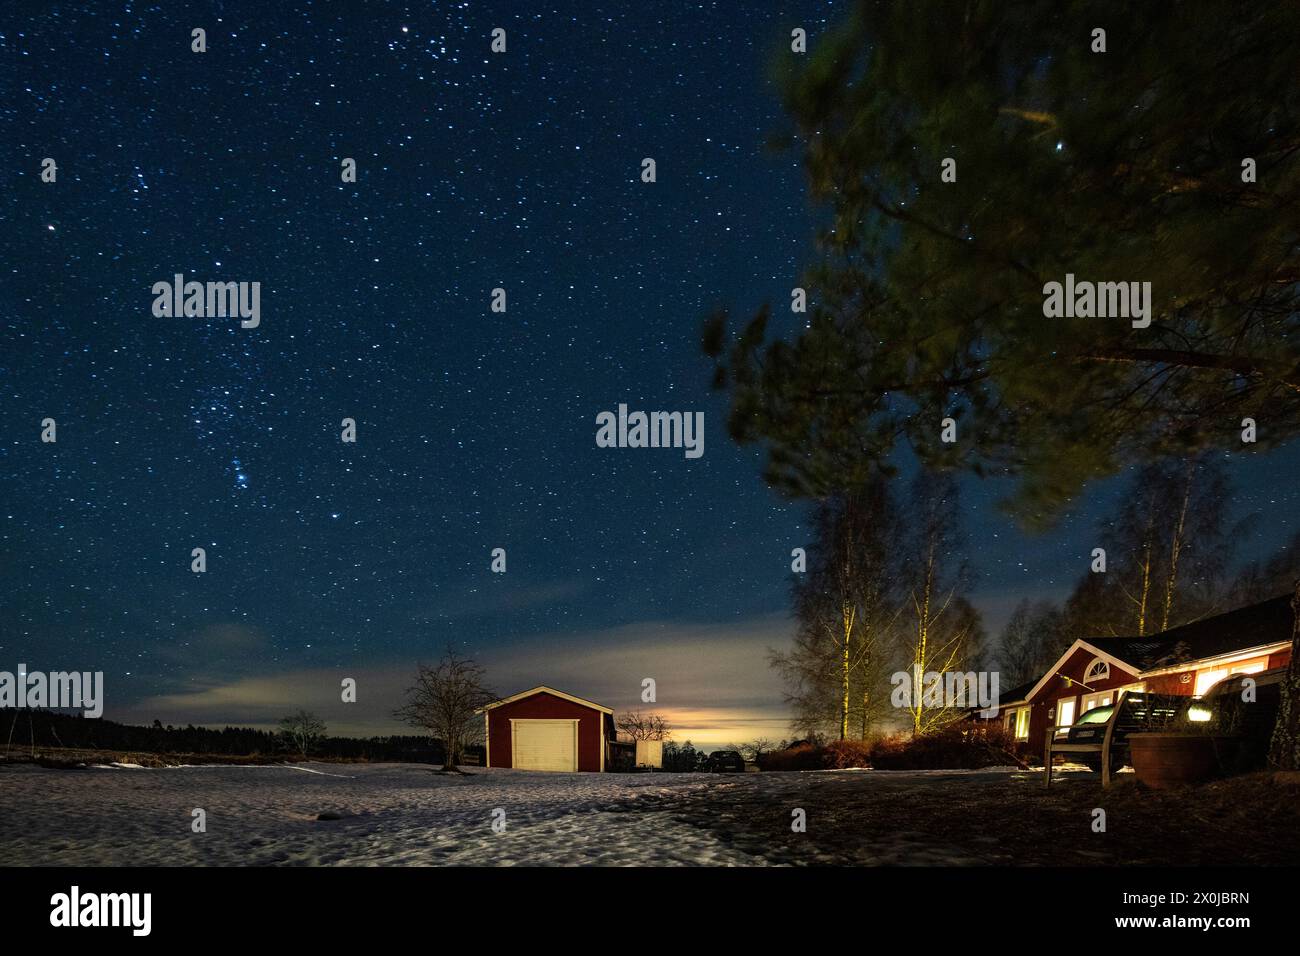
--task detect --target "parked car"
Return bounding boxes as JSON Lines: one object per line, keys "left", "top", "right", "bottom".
{"left": 705, "top": 750, "right": 746, "bottom": 773}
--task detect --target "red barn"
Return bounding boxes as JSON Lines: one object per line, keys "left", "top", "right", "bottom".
{"left": 480, "top": 686, "right": 615, "bottom": 772}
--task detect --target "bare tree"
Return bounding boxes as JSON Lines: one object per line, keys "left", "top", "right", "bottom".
{"left": 897, "top": 470, "right": 984, "bottom": 736}
{"left": 998, "top": 599, "right": 1067, "bottom": 688}
{"left": 615, "top": 711, "right": 671, "bottom": 741}
{"left": 393, "top": 646, "right": 496, "bottom": 771}
{"left": 278, "top": 710, "right": 327, "bottom": 757}
{"left": 732, "top": 738, "right": 775, "bottom": 763}
{"left": 1232, "top": 529, "right": 1300, "bottom": 604}
{"left": 775, "top": 478, "right": 900, "bottom": 741}
{"left": 1067, "top": 455, "right": 1240, "bottom": 639}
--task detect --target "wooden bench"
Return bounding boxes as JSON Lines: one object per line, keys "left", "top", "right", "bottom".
{"left": 1044, "top": 691, "right": 1183, "bottom": 789}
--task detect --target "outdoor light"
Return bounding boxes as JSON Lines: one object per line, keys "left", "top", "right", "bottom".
{"left": 1187, "top": 705, "right": 1213, "bottom": 723}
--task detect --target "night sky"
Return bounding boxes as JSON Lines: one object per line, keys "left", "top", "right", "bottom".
{"left": 3, "top": 2, "right": 1298, "bottom": 746}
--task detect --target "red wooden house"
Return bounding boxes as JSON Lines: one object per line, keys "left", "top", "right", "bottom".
{"left": 992, "top": 594, "right": 1295, "bottom": 751}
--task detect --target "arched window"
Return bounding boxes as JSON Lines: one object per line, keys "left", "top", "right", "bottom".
{"left": 1085, "top": 657, "right": 1110, "bottom": 683}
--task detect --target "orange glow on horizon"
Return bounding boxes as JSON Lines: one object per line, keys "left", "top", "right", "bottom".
{"left": 622, "top": 707, "right": 792, "bottom": 750}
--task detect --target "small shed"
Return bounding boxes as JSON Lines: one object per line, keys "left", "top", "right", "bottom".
{"left": 635, "top": 738, "right": 663, "bottom": 769}
{"left": 480, "top": 685, "right": 615, "bottom": 772}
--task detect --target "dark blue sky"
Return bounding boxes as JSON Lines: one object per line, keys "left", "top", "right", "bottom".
{"left": 3, "top": 1, "right": 1297, "bottom": 744}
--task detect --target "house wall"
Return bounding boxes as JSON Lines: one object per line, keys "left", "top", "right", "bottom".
{"left": 1145, "top": 671, "right": 1195, "bottom": 694}
{"left": 486, "top": 692, "right": 606, "bottom": 772}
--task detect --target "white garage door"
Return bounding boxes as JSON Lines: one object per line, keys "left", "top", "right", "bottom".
{"left": 512, "top": 719, "right": 578, "bottom": 771}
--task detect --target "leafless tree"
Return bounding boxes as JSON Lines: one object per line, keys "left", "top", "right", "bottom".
{"left": 615, "top": 711, "right": 671, "bottom": 741}
{"left": 393, "top": 646, "right": 496, "bottom": 770}
{"left": 998, "top": 599, "right": 1066, "bottom": 688}
{"left": 278, "top": 710, "right": 327, "bottom": 756}
{"left": 733, "top": 738, "right": 775, "bottom": 763}
{"left": 775, "top": 478, "right": 900, "bottom": 741}
{"left": 896, "top": 470, "right": 984, "bottom": 736}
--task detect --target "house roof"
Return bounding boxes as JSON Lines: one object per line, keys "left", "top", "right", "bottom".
{"left": 479, "top": 685, "right": 614, "bottom": 714}
{"left": 995, "top": 679, "right": 1039, "bottom": 707}
{"left": 1087, "top": 594, "right": 1294, "bottom": 671}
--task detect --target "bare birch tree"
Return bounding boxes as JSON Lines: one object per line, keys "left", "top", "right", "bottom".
{"left": 1071, "top": 456, "right": 1237, "bottom": 639}
{"left": 897, "top": 470, "right": 984, "bottom": 736}
{"left": 775, "top": 478, "right": 899, "bottom": 740}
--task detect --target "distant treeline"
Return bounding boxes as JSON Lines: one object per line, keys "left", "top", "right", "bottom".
{"left": 1, "top": 709, "right": 483, "bottom": 763}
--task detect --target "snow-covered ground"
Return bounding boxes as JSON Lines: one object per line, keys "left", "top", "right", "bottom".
{"left": 0, "top": 762, "right": 1039, "bottom": 866}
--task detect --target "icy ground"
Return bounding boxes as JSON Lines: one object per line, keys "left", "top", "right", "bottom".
{"left": 0, "top": 762, "right": 1041, "bottom": 866}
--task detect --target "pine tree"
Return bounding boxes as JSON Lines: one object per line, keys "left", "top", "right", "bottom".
{"left": 704, "top": 1, "right": 1300, "bottom": 528}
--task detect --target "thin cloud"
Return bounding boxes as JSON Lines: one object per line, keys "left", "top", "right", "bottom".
{"left": 117, "top": 613, "right": 798, "bottom": 746}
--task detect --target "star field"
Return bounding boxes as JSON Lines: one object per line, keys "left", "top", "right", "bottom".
{"left": 2, "top": 1, "right": 1297, "bottom": 732}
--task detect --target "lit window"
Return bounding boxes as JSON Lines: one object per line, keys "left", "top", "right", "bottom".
{"left": 1055, "top": 698, "right": 1077, "bottom": 736}
{"left": 1082, "top": 692, "right": 1112, "bottom": 712}
{"left": 1194, "top": 668, "right": 1227, "bottom": 696}
{"left": 1194, "top": 659, "right": 1267, "bottom": 696}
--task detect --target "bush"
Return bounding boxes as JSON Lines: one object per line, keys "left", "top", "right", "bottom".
{"left": 759, "top": 722, "right": 1021, "bottom": 772}
{"left": 870, "top": 722, "right": 1019, "bottom": 770}
{"left": 758, "top": 742, "right": 823, "bottom": 772}
{"left": 821, "top": 739, "right": 874, "bottom": 769}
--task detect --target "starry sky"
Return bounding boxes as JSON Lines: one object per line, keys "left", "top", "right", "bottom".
{"left": 3, "top": 1, "right": 1298, "bottom": 747}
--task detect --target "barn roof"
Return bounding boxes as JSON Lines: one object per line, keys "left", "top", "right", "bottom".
{"left": 480, "top": 685, "right": 614, "bottom": 714}
{"left": 1087, "top": 594, "right": 1294, "bottom": 671}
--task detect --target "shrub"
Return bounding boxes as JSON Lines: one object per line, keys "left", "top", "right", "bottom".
{"left": 758, "top": 742, "right": 823, "bottom": 772}
{"left": 870, "top": 722, "right": 1020, "bottom": 770}
{"left": 759, "top": 722, "right": 1022, "bottom": 772}
{"left": 821, "top": 738, "right": 874, "bottom": 769}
